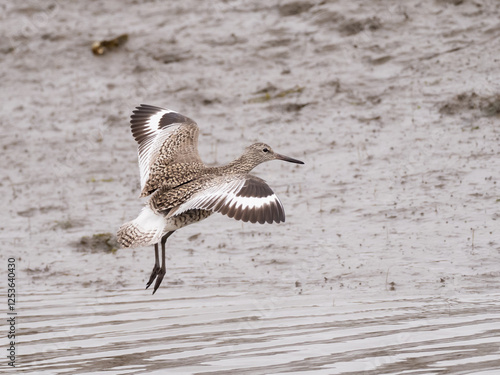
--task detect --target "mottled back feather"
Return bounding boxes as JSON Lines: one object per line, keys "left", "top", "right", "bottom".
{"left": 130, "top": 104, "right": 204, "bottom": 197}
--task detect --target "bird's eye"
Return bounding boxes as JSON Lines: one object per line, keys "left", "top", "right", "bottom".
{"left": 263, "top": 148, "right": 269, "bottom": 153}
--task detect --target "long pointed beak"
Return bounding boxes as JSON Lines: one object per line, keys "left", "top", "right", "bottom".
{"left": 275, "top": 153, "right": 304, "bottom": 164}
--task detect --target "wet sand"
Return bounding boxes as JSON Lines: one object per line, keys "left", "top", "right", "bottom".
{"left": 1, "top": 0, "right": 500, "bottom": 373}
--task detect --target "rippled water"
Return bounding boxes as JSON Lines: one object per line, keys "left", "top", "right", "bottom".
{"left": 16, "top": 290, "right": 500, "bottom": 374}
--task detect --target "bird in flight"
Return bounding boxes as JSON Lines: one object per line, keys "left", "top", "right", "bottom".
{"left": 117, "top": 104, "right": 304, "bottom": 293}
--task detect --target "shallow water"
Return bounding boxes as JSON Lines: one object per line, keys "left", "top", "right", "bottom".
{"left": 16, "top": 290, "right": 500, "bottom": 374}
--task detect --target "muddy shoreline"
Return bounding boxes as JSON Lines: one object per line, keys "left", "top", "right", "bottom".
{"left": 1, "top": 0, "right": 499, "bottom": 299}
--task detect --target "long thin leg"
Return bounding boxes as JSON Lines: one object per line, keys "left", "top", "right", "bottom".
{"left": 145, "top": 244, "right": 160, "bottom": 289}
{"left": 152, "top": 231, "right": 174, "bottom": 294}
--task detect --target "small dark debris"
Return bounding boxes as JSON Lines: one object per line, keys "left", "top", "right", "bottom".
{"left": 132, "top": 64, "right": 149, "bottom": 74}
{"left": 26, "top": 265, "right": 50, "bottom": 274}
{"left": 168, "top": 279, "right": 185, "bottom": 285}
{"left": 253, "top": 84, "right": 278, "bottom": 95}
{"left": 281, "top": 103, "right": 310, "bottom": 112}
{"left": 153, "top": 51, "right": 190, "bottom": 64}
{"left": 275, "top": 86, "right": 304, "bottom": 98}
{"left": 52, "top": 219, "right": 84, "bottom": 230}
{"left": 207, "top": 33, "right": 247, "bottom": 47}
{"left": 248, "top": 86, "right": 304, "bottom": 104}
{"left": 202, "top": 98, "right": 221, "bottom": 106}
{"left": 481, "top": 96, "right": 500, "bottom": 117}
{"left": 188, "top": 233, "right": 201, "bottom": 241}
{"left": 369, "top": 55, "right": 392, "bottom": 65}
{"left": 78, "top": 233, "right": 119, "bottom": 253}
{"left": 41, "top": 33, "right": 65, "bottom": 42}
{"left": 278, "top": 1, "right": 314, "bottom": 17}
{"left": 92, "top": 34, "right": 128, "bottom": 55}
{"left": 358, "top": 115, "right": 381, "bottom": 122}
{"left": 17, "top": 208, "right": 37, "bottom": 217}
{"left": 439, "top": 92, "right": 500, "bottom": 117}
{"left": 437, "top": 0, "right": 464, "bottom": 5}
{"left": 340, "top": 20, "right": 364, "bottom": 36}
{"left": 389, "top": 281, "right": 396, "bottom": 291}
{"left": 339, "top": 17, "right": 381, "bottom": 36}
{"left": 263, "top": 38, "right": 293, "bottom": 48}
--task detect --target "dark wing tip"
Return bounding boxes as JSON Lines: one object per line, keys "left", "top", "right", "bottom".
{"left": 136, "top": 103, "right": 166, "bottom": 111}
{"left": 209, "top": 176, "right": 289, "bottom": 225}
{"left": 129, "top": 104, "right": 198, "bottom": 145}
{"left": 236, "top": 177, "right": 273, "bottom": 198}
{"left": 131, "top": 104, "right": 166, "bottom": 119}
{"left": 159, "top": 111, "right": 196, "bottom": 128}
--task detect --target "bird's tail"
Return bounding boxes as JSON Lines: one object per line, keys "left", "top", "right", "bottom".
{"left": 117, "top": 206, "right": 166, "bottom": 248}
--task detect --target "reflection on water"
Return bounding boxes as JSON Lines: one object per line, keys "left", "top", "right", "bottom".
{"left": 16, "top": 290, "right": 500, "bottom": 374}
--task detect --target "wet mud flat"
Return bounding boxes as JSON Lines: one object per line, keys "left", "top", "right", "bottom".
{"left": 17, "top": 289, "right": 500, "bottom": 374}
{"left": 2, "top": 0, "right": 498, "bottom": 299}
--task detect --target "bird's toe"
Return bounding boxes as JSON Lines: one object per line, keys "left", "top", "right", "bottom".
{"left": 152, "top": 268, "right": 166, "bottom": 294}
{"left": 146, "top": 264, "right": 161, "bottom": 289}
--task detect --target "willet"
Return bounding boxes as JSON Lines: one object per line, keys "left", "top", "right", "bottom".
{"left": 117, "top": 104, "right": 304, "bottom": 294}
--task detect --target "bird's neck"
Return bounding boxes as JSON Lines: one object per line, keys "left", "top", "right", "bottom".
{"left": 211, "top": 153, "right": 261, "bottom": 175}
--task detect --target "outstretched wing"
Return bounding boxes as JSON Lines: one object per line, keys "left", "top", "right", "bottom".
{"left": 168, "top": 175, "right": 286, "bottom": 224}
{"left": 130, "top": 104, "right": 203, "bottom": 196}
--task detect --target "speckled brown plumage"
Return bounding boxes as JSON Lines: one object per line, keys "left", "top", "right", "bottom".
{"left": 117, "top": 104, "right": 304, "bottom": 294}
{"left": 141, "top": 161, "right": 205, "bottom": 197}
{"left": 136, "top": 118, "right": 203, "bottom": 197}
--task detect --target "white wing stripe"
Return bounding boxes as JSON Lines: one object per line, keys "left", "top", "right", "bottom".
{"left": 171, "top": 179, "right": 281, "bottom": 216}
{"left": 170, "top": 180, "right": 242, "bottom": 215}
{"left": 146, "top": 111, "right": 169, "bottom": 132}
{"left": 233, "top": 195, "right": 278, "bottom": 209}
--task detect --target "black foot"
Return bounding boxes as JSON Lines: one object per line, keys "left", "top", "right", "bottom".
{"left": 152, "top": 268, "right": 166, "bottom": 294}
{"left": 145, "top": 264, "right": 161, "bottom": 290}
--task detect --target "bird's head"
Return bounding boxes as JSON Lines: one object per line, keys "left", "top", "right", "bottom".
{"left": 245, "top": 142, "right": 304, "bottom": 166}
